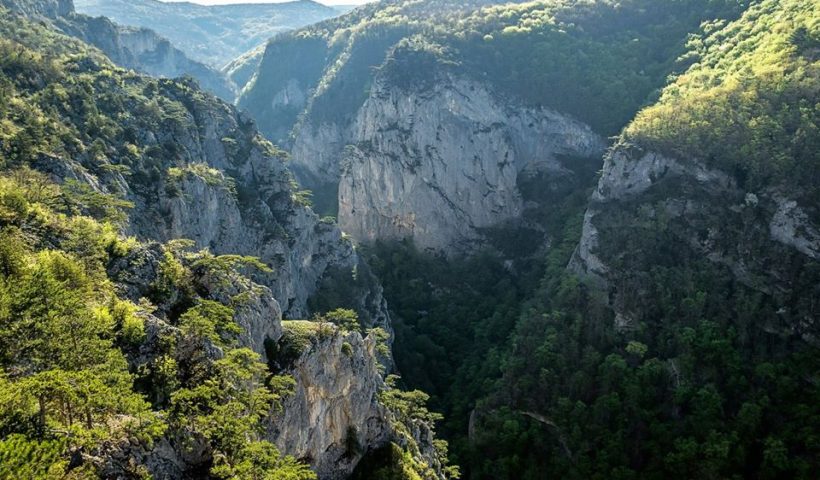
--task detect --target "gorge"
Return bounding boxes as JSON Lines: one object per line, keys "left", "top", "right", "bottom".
{"left": 0, "top": 0, "right": 817, "bottom": 479}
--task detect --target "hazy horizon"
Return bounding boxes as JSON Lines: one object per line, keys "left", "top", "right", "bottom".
{"left": 159, "top": 0, "right": 371, "bottom": 5}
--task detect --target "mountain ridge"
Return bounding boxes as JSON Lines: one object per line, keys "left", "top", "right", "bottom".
{"left": 75, "top": 0, "right": 344, "bottom": 69}
{"left": 1, "top": 0, "right": 237, "bottom": 99}
{"left": 0, "top": 4, "right": 454, "bottom": 478}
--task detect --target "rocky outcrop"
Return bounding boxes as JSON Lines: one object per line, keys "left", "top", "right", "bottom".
{"left": 135, "top": 155, "right": 356, "bottom": 321}
{"left": 769, "top": 197, "right": 820, "bottom": 260}
{"left": 37, "top": 85, "right": 400, "bottom": 480}
{"left": 270, "top": 324, "right": 391, "bottom": 479}
{"left": 94, "top": 89, "right": 384, "bottom": 323}
{"left": 24, "top": 43, "right": 386, "bottom": 325}
{"left": 336, "top": 72, "right": 605, "bottom": 252}
{"left": 257, "top": 33, "right": 607, "bottom": 254}
{"left": 572, "top": 143, "right": 820, "bottom": 335}
{"left": 2, "top": 9, "right": 433, "bottom": 479}
{"left": 105, "top": 244, "right": 400, "bottom": 478}
{"left": 569, "top": 148, "right": 736, "bottom": 283}
{"left": 107, "top": 242, "right": 282, "bottom": 360}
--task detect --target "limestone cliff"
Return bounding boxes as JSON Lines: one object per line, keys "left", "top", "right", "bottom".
{"left": 338, "top": 71, "right": 605, "bottom": 252}
{"left": 111, "top": 95, "right": 387, "bottom": 324}
{"left": 74, "top": 0, "right": 342, "bottom": 69}
{"left": 270, "top": 324, "right": 390, "bottom": 479}
{"left": 243, "top": 31, "right": 606, "bottom": 254}
{"left": 60, "top": 15, "right": 236, "bottom": 100}
{"left": 269, "top": 322, "right": 449, "bottom": 480}
{"left": 0, "top": 0, "right": 70, "bottom": 17}
{"left": 6, "top": 15, "right": 403, "bottom": 470}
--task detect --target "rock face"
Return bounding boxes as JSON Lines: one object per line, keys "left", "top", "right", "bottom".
{"left": 270, "top": 326, "right": 391, "bottom": 479}
{"left": 107, "top": 242, "right": 283, "bottom": 360}
{"left": 572, "top": 143, "right": 820, "bottom": 336}
{"left": 337, "top": 73, "right": 606, "bottom": 252}
{"left": 1, "top": 0, "right": 235, "bottom": 100}
{"left": 19, "top": 69, "right": 357, "bottom": 321}
{"left": 61, "top": 16, "right": 236, "bottom": 100}
{"left": 54, "top": 52, "right": 400, "bottom": 474}
{"left": 246, "top": 33, "right": 606, "bottom": 253}
{"left": 570, "top": 148, "right": 735, "bottom": 283}
{"left": 86, "top": 79, "right": 383, "bottom": 323}
{"left": 2, "top": 8, "right": 434, "bottom": 479}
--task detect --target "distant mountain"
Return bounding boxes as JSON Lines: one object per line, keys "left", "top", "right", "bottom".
{"left": 0, "top": 0, "right": 235, "bottom": 99}
{"left": 74, "top": 0, "right": 344, "bottom": 68}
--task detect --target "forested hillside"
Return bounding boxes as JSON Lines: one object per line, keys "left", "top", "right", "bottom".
{"left": 0, "top": 4, "right": 453, "bottom": 478}
{"left": 624, "top": 0, "right": 819, "bottom": 203}
{"left": 0, "top": 0, "right": 236, "bottom": 99}
{"left": 1, "top": 0, "right": 818, "bottom": 478}
{"left": 240, "top": 0, "right": 746, "bottom": 144}
{"left": 237, "top": 0, "right": 748, "bottom": 253}
{"left": 0, "top": 14, "right": 311, "bottom": 477}
{"left": 367, "top": 0, "right": 820, "bottom": 478}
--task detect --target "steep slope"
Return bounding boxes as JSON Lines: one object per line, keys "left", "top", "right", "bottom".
{"left": 59, "top": 15, "right": 236, "bottom": 100}
{"left": 223, "top": 43, "right": 266, "bottom": 92}
{"left": 0, "top": 0, "right": 391, "bottom": 351}
{"left": 1, "top": 0, "right": 235, "bottom": 100}
{"left": 74, "top": 0, "right": 343, "bottom": 69}
{"left": 460, "top": 0, "right": 819, "bottom": 477}
{"left": 240, "top": 0, "right": 745, "bottom": 254}
{"left": 338, "top": 47, "right": 605, "bottom": 251}
{"left": 573, "top": 0, "right": 820, "bottom": 330}
{"left": 0, "top": 6, "right": 452, "bottom": 478}
{"left": 342, "top": 0, "right": 819, "bottom": 478}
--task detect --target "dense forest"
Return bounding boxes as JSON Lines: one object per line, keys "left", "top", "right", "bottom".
{"left": 240, "top": 0, "right": 748, "bottom": 145}
{"left": 371, "top": 0, "right": 820, "bottom": 478}
{"left": 1, "top": 0, "right": 818, "bottom": 478}
{"left": 0, "top": 4, "right": 451, "bottom": 478}
{"left": 0, "top": 8, "right": 316, "bottom": 477}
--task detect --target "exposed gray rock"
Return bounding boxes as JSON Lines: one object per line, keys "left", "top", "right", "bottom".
{"left": 593, "top": 148, "right": 734, "bottom": 202}
{"left": 74, "top": 88, "right": 377, "bottom": 322}
{"left": 270, "top": 325, "right": 391, "bottom": 479}
{"left": 74, "top": 0, "right": 342, "bottom": 69}
{"left": 107, "top": 243, "right": 166, "bottom": 303}
{"left": 273, "top": 78, "right": 309, "bottom": 111}
{"left": 292, "top": 72, "right": 605, "bottom": 253}
{"left": 0, "top": 0, "right": 72, "bottom": 18}
{"left": 6, "top": 9, "right": 428, "bottom": 479}
{"left": 57, "top": 14, "right": 236, "bottom": 100}
{"left": 770, "top": 197, "right": 820, "bottom": 260}
{"left": 195, "top": 261, "right": 284, "bottom": 358}
{"left": 568, "top": 209, "right": 608, "bottom": 283}
{"left": 291, "top": 121, "right": 348, "bottom": 189}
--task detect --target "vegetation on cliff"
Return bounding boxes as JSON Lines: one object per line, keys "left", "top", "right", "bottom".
{"left": 624, "top": 0, "right": 819, "bottom": 202}
{"left": 0, "top": 6, "right": 450, "bottom": 478}
{"left": 371, "top": 0, "right": 820, "bottom": 478}
{"left": 0, "top": 167, "right": 316, "bottom": 478}
{"left": 241, "top": 0, "right": 747, "bottom": 144}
